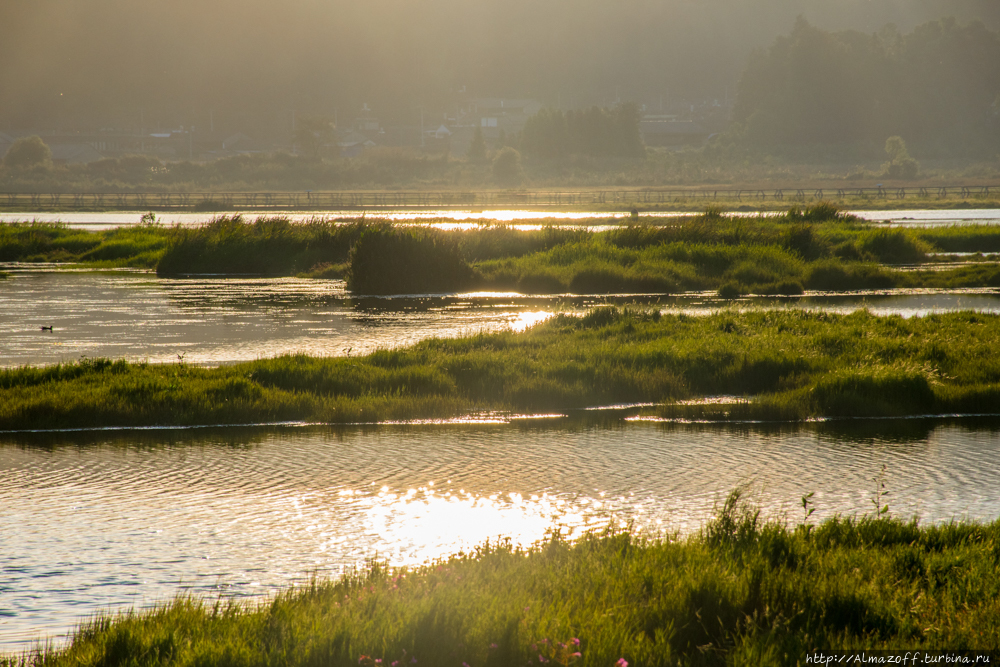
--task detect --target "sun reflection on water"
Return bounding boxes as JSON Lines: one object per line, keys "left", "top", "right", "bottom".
{"left": 509, "top": 310, "right": 554, "bottom": 331}
{"left": 344, "top": 485, "right": 629, "bottom": 566}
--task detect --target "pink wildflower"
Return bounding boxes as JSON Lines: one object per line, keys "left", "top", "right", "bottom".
{"left": 617, "top": 659, "right": 628, "bottom": 667}
{"left": 571, "top": 638, "right": 580, "bottom": 646}
{"left": 489, "top": 643, "right": 498, "bottom": 650}
{"left": 571, "top": 653, "right": 582, "bottom": 659}
{"left": 539, "top": 656, "right": 548, "bottom": 664}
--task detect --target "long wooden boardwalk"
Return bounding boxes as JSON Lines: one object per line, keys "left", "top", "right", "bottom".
{"left": 0, "top": 185, "right": 995, "bottom": 211}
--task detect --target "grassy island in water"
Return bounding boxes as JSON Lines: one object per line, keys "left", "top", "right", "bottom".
{"left": 2, "top": 308, "right": 1000, "bottom": 430}
{"left": 4, "top": 206, "right": 1000, "bottom": 296}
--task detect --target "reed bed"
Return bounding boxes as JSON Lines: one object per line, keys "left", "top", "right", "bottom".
{"left": 3, "top": 309, "right": 1000, "bottom": 430}
{"left": 6, "top": 489, "right": 999, "bottom": 666}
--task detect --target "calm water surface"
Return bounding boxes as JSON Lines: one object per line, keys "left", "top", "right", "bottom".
{"left": 3, "top": 268, "right": 1000, "bottom": 367}
{"left": 2, "top": 420, "right": 999, "bottom": 651}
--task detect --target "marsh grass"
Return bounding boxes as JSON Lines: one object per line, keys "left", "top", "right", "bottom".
{"left": 915, "top": 224, "right": 1000, "bottom": 253}
{"left": 334, "top": 209, "right": 1000, "bottom": 296}
{"left": 6, "top": 210, "right": 1000, "bottom": 294}
{"left": 156, "top": 216, "right": 365, "bottom": 276}
{"left": 0, "top": 221, "right": 173, "bottom": 268}
{"left": 7, "top": 490, "right": 1000, "bottom": 667}
{"left": 3, "top": 309, "right": 1000, "bottom": 429}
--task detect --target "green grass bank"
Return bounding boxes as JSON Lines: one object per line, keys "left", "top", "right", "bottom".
{"left": 7, "top": 492, "right": 1000, "bottom": 666}
{"left": 3, "top": 308, "right": 1000, "bottom": 430}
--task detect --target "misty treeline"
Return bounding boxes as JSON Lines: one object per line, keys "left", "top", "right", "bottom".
{"left": 1, "top": 0, "right": 997, "bottom": 137}
{"left": 729, "top": 17, "right": 1000, "bottom": 156}
{"left": 0, "top": 150, "right": 460, "bottom": 192}
{"left": 520, "top": 105, "right": 645, "bottom": 159}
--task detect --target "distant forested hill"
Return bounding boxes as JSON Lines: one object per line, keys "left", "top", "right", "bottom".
{"left": 729, "top": 17, "right": 1000, "bottom": 157}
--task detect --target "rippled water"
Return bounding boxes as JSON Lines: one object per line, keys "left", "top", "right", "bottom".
{"left": 2, "top": 420, "right": 999, "bottom": 651}
{"left": 3, "top": 269, "right": 1000, "bottom": 368}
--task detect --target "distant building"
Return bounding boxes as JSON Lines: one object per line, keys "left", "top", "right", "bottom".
{"left": 464, "top": 98, "right": 542, "bottom": 142}
{"left": 337, "top": 130, "right": 377, "bottom": 158}
{"left": 353, "top": 104, "right": 382, "bottom": 138}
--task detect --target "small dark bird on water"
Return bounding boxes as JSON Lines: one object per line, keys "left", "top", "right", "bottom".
{"left": 40, "top": 326, "right": 53, "bottom": 331}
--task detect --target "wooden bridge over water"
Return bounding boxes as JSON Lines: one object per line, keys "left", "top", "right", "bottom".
{"left": 0, "top": 185, "right": 995, "bottom": 211}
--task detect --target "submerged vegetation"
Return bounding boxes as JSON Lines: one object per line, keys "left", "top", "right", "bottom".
{"left": 9, "top": 489, "right": 1000, "bottom": 666}
{"left": 3, "top": 308, "right": 1000, "bottom": 430}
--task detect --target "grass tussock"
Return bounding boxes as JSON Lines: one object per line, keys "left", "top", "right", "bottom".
{"left": 346, "top": 224, "right": 479, "bottom": 294}
{"left": 4, "top": 309, "right": 1000, "bottom": 429}
{"left": 9, "top": 490, "right": 1000, "bottom": 666}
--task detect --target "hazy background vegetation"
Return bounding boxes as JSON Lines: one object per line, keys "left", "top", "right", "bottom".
{"left": 1, "top": 0, "right": 996, "bottom": 135}
{"left": 1, "top": 0, "right": 999, "bottom": 189}
{"left": 727, "top": 15, "right": 1000, "bottom": 158}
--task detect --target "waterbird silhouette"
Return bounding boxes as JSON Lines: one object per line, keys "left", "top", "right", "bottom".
{"left": 40, "top": 325, "right": 53, "bottom": 332}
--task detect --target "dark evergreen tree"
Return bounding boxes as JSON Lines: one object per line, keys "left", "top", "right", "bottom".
{"left": 467, "top": 125, "right": 487, "bottom": 162}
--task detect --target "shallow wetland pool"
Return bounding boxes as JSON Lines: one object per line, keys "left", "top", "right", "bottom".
{"left": 3, "top": 209, "right": 1000, "bottom": 653}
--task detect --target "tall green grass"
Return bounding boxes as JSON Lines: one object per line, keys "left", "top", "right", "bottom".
{"left": 915, "top": 224, "right": 1000, "bottom": 253}
{"left": 0, "top": 221, "right": 173, "bottom": 268}
{"left": 156, "top": 215, "right": 366, "bottom": 276}
{"left": 9, "top": 491, "right": 1000, "bottom": 666}
{"left": 3, "top": 309, "right": 1000, "bottom": 429}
